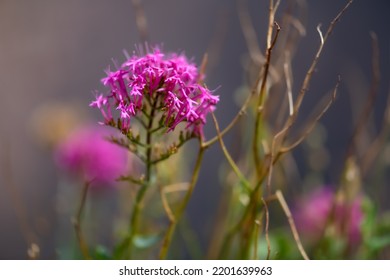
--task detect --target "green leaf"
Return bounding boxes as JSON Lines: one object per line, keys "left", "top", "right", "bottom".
{"left": 94, "top": 245, "right": 112, "bottom": 260}
{"left": 361, "top": 197, "right": 377, "bottom": 238}
{"left": 113, "top": 236, "right": 130, "bottom": 259}
{"left": 133, "top": 234, "right": 161, "bottom": 249}
{"left": 366, "top": 236, "right": 390, "bottom": 251}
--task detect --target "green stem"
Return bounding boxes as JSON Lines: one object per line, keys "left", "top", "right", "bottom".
{"left": 159, "top": 145, "right": 205, "bottom": 259}
{"left": 219, "top": 179, "right": 265, "bottom": 259}
{"left": 127, "top": 94, "right": 159, "bottom": 258}
{"left": 72, "top": 181, "right": 91, "bottom": 260}
{"left": 252, "top": 22, "right": 280, "bottom": 178}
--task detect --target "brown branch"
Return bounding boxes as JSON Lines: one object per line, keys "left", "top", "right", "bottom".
{"left": 267, "top": 0, "right": 282, "bottom": 49}
{"left": 275, "top": 190, "right": 309, "bottom": 260}
{"left": 292, "top": 0, "right": 353, "bottom": 115}
{"left": 159, "top": 183, "right": 190, "bottom": 223}
{"left": 203, "top": 1, "right": 283, "bottom": 149}
{"left": 280, "top": 76, "right": 340, "bottom": 153}
{"left": 278, "top": 0, "right": 353, "bottom": 147}
{"left": 259, "top": 1, "right": 352, "bottom": 189}
{"left": 265, "top": 67, "right": 333, "bottom": 193}
{"left": 253, "top": 21, "right": 281, "bottom": 176}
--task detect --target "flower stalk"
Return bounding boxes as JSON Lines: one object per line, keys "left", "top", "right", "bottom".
{"left": 159, "top": 143, "right": 205, "bottom": 259}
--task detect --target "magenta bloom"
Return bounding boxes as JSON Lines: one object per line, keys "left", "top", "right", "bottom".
{"left": 90, "top": 46, "right": 219, "bottom": 137}
{"left": 294, "top": 188, "right": 334, "bottom": 239}
{"left": 54, "top": 126, "right": 129, "bottom": 186}
{"left": 294, "top": 187, "right": 364, "bottom": 246}
{"left": 334, "top": 196, "right": 364, "bottom": 246}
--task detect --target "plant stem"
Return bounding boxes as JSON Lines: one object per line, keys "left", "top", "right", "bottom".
{"left": 159, "top": 145, "right": 205, "bottom": 259}
{"left": 72, "top": 181, "right": 91, "bottom": 260}
{"left": 127, "top": 94, "right": 159, "bottom": 258}
{"left": 252, "top": 22, "right": 280, "bottom": 178}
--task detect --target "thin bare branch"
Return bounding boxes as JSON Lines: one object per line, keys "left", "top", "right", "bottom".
{"left": 275, "top": 190, "right": 309, "bottom": 260}
{"left": 203, "top": 92, "right": 251, "bottom": 148}
{"left": 267, "top": 0, "right": 353, "bottom": 161}
{"left": 117, "top": 175, "right": 144, "bottom": 185}
{"left": 284, "top": 52, "right": 294, "bottom": 116}
{"left": 317, "top": 24, "right": 324, "bottom": 46}
{"left": 291, "top": 0, "right": 353, "bottom": 123}
{"left": 253, "top": 21, "right": 281, "bottom": 176}
{"left": 211, "top": 112, "right": 251, "bottom": 190}
{"left": 253, "top": 219, "right": 261, "bottom": 260}
{"left": 205, "top": 15, "right": 281, "bottom": 149}
{"left": 159, "top": 183, "right": 190, "bottom": 223}
{"left": 265, "top": 154, "right": 274, "bottom": 196}
{"left": 267, "top": 0, "right": 282, "bottom": 49}
{"left": 281, "top": 76, "right": 340, "bottom": 153}
{"left": 261, "top": 197, "right": 271, "bottom": 260}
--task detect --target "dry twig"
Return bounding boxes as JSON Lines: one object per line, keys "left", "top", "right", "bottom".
{"left": 159, "top": 183, "right": 190, "bottom": 223}
{"left": 281, "top": 76, "right": 341, "bottom": 153}
{"left": 275, "top": 190, "right": 309, "bottom": 260}
{"left": 261, "top": 197, "right": 271, "bottom": 260}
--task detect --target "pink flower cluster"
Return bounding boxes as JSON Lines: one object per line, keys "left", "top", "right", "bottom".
{"left": 54, "top": 126, "right": 129, "bottom": 187}
{"left": 294, "top": 187, "right": 363, "bottom": 246}
{"left": 90, "top": 47, "right": 219, "bottom": 137}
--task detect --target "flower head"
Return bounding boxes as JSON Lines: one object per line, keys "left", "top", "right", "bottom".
{"left": 294, "top": 186, "right": 364, "bottom": 246}
{"left": 54, "top": 125, "right": 129, "bottom": 187}
{"left": 90, "top": 46, "right": 219, "bottom": 137}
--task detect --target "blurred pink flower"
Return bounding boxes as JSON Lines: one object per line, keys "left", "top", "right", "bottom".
{"left": 294, "top": 187, "right": 363, "bottom": 246}
{"left": 54, "top": 126, "right": 129, "bottom": 187}
{"left": 334, "top": 196, "right": 364, "bottom": 246}
{"left": 294, "top": 188, "right": 334, "bottom": 239}
{"left": 90, "top": 46, "right": 219, "bottom": 137}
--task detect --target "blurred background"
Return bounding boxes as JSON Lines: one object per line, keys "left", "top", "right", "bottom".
{"left": 0, "top": 0, "right": 389, "bottom": 259}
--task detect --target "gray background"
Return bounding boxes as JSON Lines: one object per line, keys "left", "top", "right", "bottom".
{"left": 0, "top": 0, "right": 389, "bottom": 259}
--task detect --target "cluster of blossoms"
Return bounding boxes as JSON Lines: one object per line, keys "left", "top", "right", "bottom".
{"left": 294, "top": 187, "right": 364, "bottom": 246}
{"left": 90, "top": 47, "right": 219, "bottom": 137}
{"left": 54, "top": 126, "right": 129, "bottom": 187}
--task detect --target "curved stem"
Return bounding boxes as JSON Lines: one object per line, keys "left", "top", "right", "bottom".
{"left": 159, "top": 144, "right": 205, "bottom": 259}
